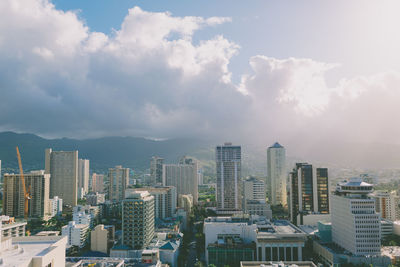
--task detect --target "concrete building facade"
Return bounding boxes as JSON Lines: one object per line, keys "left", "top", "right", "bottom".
{"left": 163, "top": 157, "right": 198, "bottom": 204}
{"left": 216, "top": 143, "right": 242, "bottom": 212}
{"left": 267, "top": 142, "right": 287, "bottom": 206}
{"left": 150, "top": 156, "right": 164, "bottom": 185}
{"left": 134, "top": 186, "right": 177, "bottom": 220}
{"left": 108, "top": 165, "right": 129, "bottom": 203}
{"left": 78, "top": 159, "right": 90, "bottom": 198}
{"left": 122, "top": 190, "right": 155, "bottom": 249}
{"left": 45, "top": 149, "right": 78, "bottom": 206}
{"left": 331, "top": 178, "right": 381, "bottom": 256}
{"left": 3, "top": 170, "right": 50, "bottom": 219}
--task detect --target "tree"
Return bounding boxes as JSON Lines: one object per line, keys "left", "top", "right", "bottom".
{"left": 194, "top": 261, "right": 204, "bottom": 267}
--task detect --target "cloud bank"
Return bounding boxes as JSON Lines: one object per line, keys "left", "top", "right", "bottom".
{"left": 1, "top": 0, "right": 400, "bottom": 154}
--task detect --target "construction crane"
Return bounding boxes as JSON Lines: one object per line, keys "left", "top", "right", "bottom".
{"left": 16, "top": 146, "right": 31, "bottom": 220}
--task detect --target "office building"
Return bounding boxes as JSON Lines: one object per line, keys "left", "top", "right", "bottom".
{"left": 134, "top": 186, "right": 177, "bottom": 220}
{"left": 267, "top": 142, "right": 287, "bottom": 206}
{"left": 243, "top": 177, "right": 271, "bottom": 218}
{"left": 122, "top": 190, "right": 155, "bottom": 249}
{"left": 316, "top": 168, "right": 329, "bottom": 213}
{"left": 78, "top": 159, "right": 90, "bottom": 198}
{"left": 150, "top": 156, "right": 164, "bottom": 185}
{"left": 91, "top": 173, "right": 104, "bottom": 193}
{"left": 216, "top": 143, "right": 242, "bottom": 213}
{"left": 3, "top": 170, "right": 50, "bottom": 219}
{"left": 289, "top": 163, "right": 329, "bottom": 224}
{"left": 371, "top": 190, "right": 399, "bottom": 221}
{"left": 62, "top": 221, "right": 89, "bottom": 248}
{"left": 243, "top": 177, "right": 265, "bottom": 202}
{"left": 108, "top": 165, "right": 129, "bottom": 203}
{"left": 331, "top": 178, "right": 380, "bottom": 256}
{"left": 45, "top": 148, "right": 78, "bottom": 206}
{"left": 91, "top": 224, "right": 115, "bottom": 254}
{"left": 48, "top": 196, "right": 63, "bottom": 217}
{"left": 255, "top": 220, "right": 307, "bottom": 261}
{"left": 163, "top": 157, "right": 198, "bottom": 204}
{"left": 207, "top": 235, "right": 256, "bottom": 267}
{"left": 240, "top": 262, "right": 317, "bottom": 267}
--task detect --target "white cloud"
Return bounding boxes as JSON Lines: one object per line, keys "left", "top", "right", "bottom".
{"left": 1, "top": 0, "right": 400, "bottom": 161}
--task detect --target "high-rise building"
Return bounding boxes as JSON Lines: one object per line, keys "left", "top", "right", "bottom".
{"left": 289, "top": 163, "right": 329, "bottom": 224}
{"left": 134, "top": 186, "right": 177, "bottom": 220}
{"left": 163, "top": 157, "right": 198, "bottom": 204}
{"left": 316, "top": 168, "right": 329, "bottom": 214}
{"left": 243, "top": 177, "right": 271, "bottom": 218}
{"left": 3, "top": 170, "right": 50, "bottom": 219}
{"left": 78, "top": 159, "right": 90, "bottom": 198}
{"left": 150, "top": 156, "right": 164, "bottom": 185}
{"left": 0, "top": 160, "right": 2, "bottom": 182}
{"left": 331, "top": 178, "right": 380, "bottom": 256}
{"left": 91, "top": 173, "right": 104, "bottom": 193}
{"left": 108, "top": 165, "right": 129, "bottom": 203}
{"left": 371, "top": 190, "right": 399, "bottom": 221}
{"left": 216, "top": 143, "right": 242, "bottom": 213}
{"left": 45, "top": 148, "right": 78, "bottom": 206}
{"left": 267, "top": 142, "right": 287, "bottom": 206}
{"left": 122, "top": 190, "right": 155, "bottom": 249}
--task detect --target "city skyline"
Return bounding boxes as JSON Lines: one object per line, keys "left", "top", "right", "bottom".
{"left": 1, "top": 0, "right": 400, "bottom": 152}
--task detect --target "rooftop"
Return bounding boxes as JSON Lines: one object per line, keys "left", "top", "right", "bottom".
{"left": 0, "top": 236, "right": 67, "bottom": 266}
{"left": 269, "top": 142, "right": 284, "bottom": 149}
{"left": 240, "top": 261, "right": 316, "bottom": 267}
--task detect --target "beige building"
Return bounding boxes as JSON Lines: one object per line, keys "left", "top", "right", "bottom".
{"left": 45, "top": 149, "right": 78, "bottom": 206}
{"left": 91, "top": 173, "right": 104, "bottom": 193}
{"left": 134, "top": 186, "right": 177, "bottom": 219}
{"left": 108, "top": 165, "right": 129, "bottom": 203}
{"left": 78, "top": 159, "right": 90, "bottom": 198}
{"left": 163, "top": 157, "right": 198, "bottom": 204}
{"left": 371, "top": 190, "right": 399, "bottom": 221}
{"left": 91, "top": 224, "right": 109, "bottom": 254}
{"left": 3, "top": 170, "right": 50, "bottom": 219}
{"left": 0, "top": 215, "right": 26, "bottom": 239}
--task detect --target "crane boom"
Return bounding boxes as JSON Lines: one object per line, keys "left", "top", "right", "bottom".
{"left": 16, "top": 146, "right": 30, "bottom": 219}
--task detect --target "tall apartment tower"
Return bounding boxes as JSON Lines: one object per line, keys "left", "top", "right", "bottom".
{"left": 78, "top": 159, "right": 90, "bottom": 198}
{"left": 216, "top": 143, "right": 242, "bottom": 212}
{"left": 108, "top": 165, "right": 129, "bottom": 203}
{"left": 289, "top": 163, "right": 329, "bottom": 223}
{"left": 371, "top": 190, "right": 399, "bottom": 221}
{"left": 267, "top": 142, "right": 286, "bottom": 206}
{"left": 122, "top": 190, "right": 155, "bottom": 249}
{"left": 3, "top": 170, "right": 50, "bottom": 219}
{"left": 163, "top": 157, "right": 198, "bottom": 204}
{"left": 134, "top": 186, "right": 177, "bottom": 219}
{"left": 45, "top": 148, "right": 78, "bottom": 206}
{"left": 331, "top": 178, "right": 381, "bottom": 256}
{"left": 150, "top": 156, "right": 164, "bottom": 184}
{"left": 91, "top": 173, "right": 104, "bottom": 193}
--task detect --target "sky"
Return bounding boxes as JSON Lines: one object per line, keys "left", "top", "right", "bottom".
{"left": 1, "top": 0, "right": 400, "bottom": 154}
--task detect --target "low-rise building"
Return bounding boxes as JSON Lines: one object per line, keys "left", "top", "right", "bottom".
{"left": 240, "top": 261, "right": 317, "bottom": 267}
{"left": 207, "top": 235, "right": 256, "bottom": 267}
{"left": 0, "top": 216, "right": 26, "bottom": 239}
{"left": 0, "top": 236, "right": 67, "bottom": 267}
{"left": 62, "top": 221, "right": 89, "bottom": 248}
{"left": 91, "top": 224, "right": 115, "bottom": 254}
{"left": 73, "top": 205, "right": 99, "bottom": 227}
{"left": 245, "top": 200, "right": 272, "bottom": 218}
{"left": 86, "top": 192, "right": 106, "bottom": 206}
{"left": 48, "top": 196, "right": 63, "bottom": 217}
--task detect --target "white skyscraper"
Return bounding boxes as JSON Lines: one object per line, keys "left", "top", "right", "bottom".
{"left": 45, "top": 149, "right": 78, "bottom": 207}
{"left": 267, "top": 142, "right": 286, "bottom": 206}
{"left": 216, "top": 143, "right": 242, "bottom": 212}
{"left": 163, "top": 157, "right": 198, "bottom": 204}
{"left": 331, "top": 178, "right": 381, "bottom": 256}
{"left": 243, "top": 177, "right": 271, "bottom": 218}
{"left": 78, "top": 159, "right": 90, "bottom": 198}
